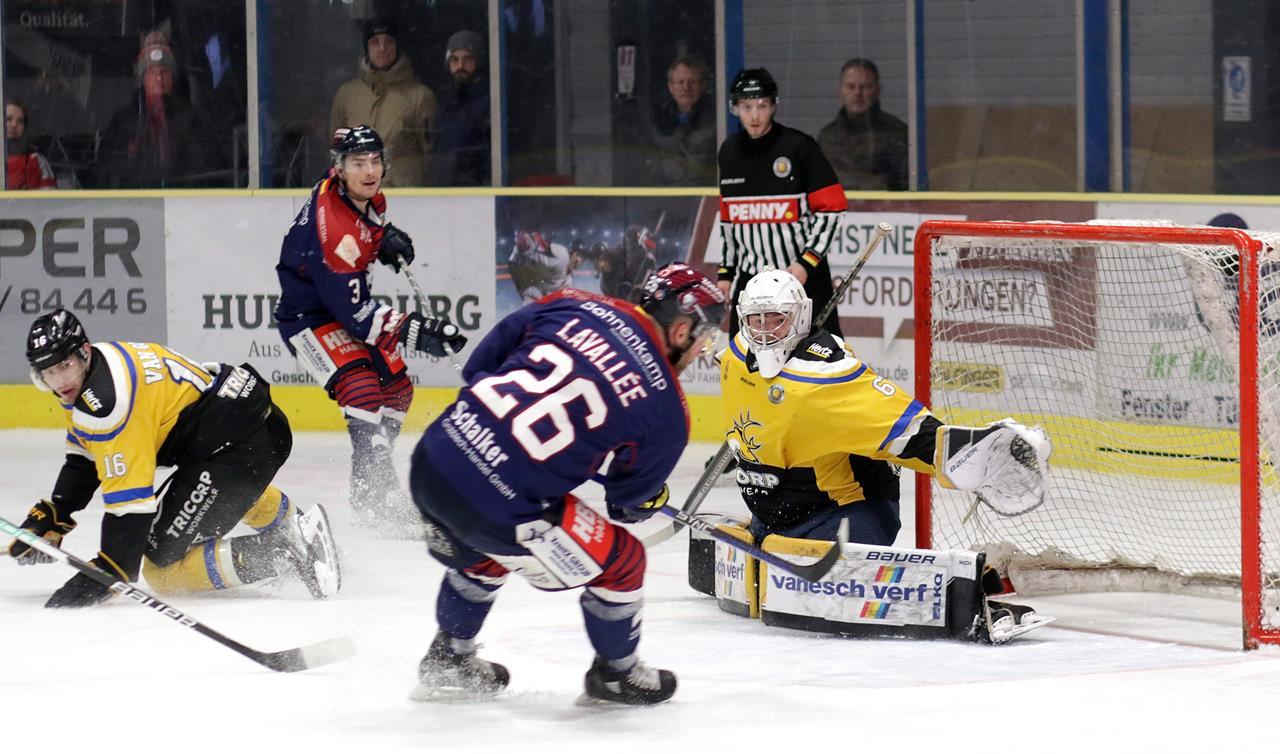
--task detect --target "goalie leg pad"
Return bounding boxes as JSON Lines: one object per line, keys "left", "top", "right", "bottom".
{"left": 687, "top": 516, "right": 757, "bottom": 617}
{"left": 756, "top": 539, "right": 985, "bottom": 640}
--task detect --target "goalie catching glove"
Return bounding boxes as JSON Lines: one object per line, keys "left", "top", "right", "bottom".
{"left": 377, "top": 223, "right": 415, "bottom": 272}
{"left": 935, "top": 418, "right": 1052, "bottom": 516}
{"left": 8, "top": 500, "right": 76, "bottom": 565}
{"left": 375, "top": 312, "right": 468, "bottom": 358}
{"left": 607, "top": 485, "right": 669, "bottom": 524}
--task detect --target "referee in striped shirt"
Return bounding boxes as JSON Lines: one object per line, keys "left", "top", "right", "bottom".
{"left": 716, "top": 68, "right": 848, "bottom": 338}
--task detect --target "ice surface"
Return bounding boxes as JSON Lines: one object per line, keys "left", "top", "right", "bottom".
{"left": 3, "top": 430, "right": 1279, "bottom": 751}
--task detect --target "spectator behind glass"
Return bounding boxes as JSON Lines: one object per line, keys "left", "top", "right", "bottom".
{"left": 5, "top": 100, "right": 56, "bottom": 190}
{"left": 647, "top": 55, "right": 716, "bottom": 186}
{"left": 816, "top": 58, "right": 908, "bottom": 191}
{"left": 331, "top": 18, "right": 437, "bottom": 187}
{"left": 96, "top": 31, "right": 218, "bottom": 188}
{"left": 429, "top": 30, "right": 490, "bottom": 186}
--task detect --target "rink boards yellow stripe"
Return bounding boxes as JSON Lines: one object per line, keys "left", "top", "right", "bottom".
{"left": 934, "top": 408, "right": 1276, "bottom": 487}
{"left": 0, "top": 385, "right": 728, "bottom": 443}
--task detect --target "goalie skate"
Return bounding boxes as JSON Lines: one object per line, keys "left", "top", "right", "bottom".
{"left": 981, "top": 600, "right": 1056, "bottom": 644}
{"left": 275, "top": 504, "right": 341, "bottom": 599}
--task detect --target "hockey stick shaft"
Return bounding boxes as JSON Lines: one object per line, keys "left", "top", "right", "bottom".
{"left": 645, "top": 222, "right": 896, "bottom": 548}
{"left": 814, "top": 221, "right": 893, "bottom": 325}
{"left": 0, "top": 516, "right": 354, "bottom": 673}
{"left": 640, "top": 442, "right": 735, "bottom": 547}
{"left": 656, "top": 506, "right": 847, "bottom": 583}
{"left": 399, "top": 261, "right": 464, "bottom": 373}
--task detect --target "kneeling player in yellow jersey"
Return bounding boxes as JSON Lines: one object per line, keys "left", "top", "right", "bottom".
{"left": 9, "top": 309, "right": 340, "bottom": 608}
{"left": 705, "top": 269, "right": 1053, "bottom": 642}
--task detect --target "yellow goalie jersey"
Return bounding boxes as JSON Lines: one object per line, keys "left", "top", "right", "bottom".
{"left": 719, "top": 329, "right": 937, "bottom": 531}
{"left": 63, "top": 341, "right": 214, "bottom": 518}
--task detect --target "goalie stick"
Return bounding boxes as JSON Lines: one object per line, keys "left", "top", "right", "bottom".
{"left": 591, "top": 473, "right": 847, "bottom": 582}
{"left": 641, "top": 221, "right": 895, "bottom": 548}
{"left": 658, "top": 506, "right": 848, "bottom": 583}
{"left": 0, "top": 515, "right": 355, "bottom": 673}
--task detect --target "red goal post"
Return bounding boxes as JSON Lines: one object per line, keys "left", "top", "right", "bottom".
{"left": 912, "top": 219, "right": 1279, "bottom": 648}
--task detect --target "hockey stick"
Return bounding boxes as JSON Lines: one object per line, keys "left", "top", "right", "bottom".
{"left": 641, "top": 221, "right": 895, "bottom": 548}
{"left": 658, "top": 506, "right": 848, "bottom": 583}
{"left": 398, "top": 262, "right": 464, "bottom": 373}
{"left": 640, "top": 442, "right": 735, "bottom": 547}
{"left": 591, "top": 473, "right": 846, "bottom": 582}
{"left": 0, "top": 516, "right": 355, "bottom": 673}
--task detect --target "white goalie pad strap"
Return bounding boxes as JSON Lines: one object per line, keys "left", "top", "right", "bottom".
{"left": 936, "top": 418, "right": 1052, "bottom": 516}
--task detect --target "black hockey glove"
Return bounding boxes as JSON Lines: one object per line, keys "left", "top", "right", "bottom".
{"left": 377, "top": 223, "right": 416, "bottom": 272}
{"left": 607, "top": 485, "right": 669, "bottom": 524}
{"left": 8, "top": 500, "right": 76, "bottom": 565}
{"left": 399, "top": 313, "right": 467, "bottom": 358}
{"left": 45, "top": 559, "right": 118, "bottom": 609}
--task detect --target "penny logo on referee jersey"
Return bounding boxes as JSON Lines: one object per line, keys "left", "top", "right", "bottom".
{"left": 772, "top": 157, "right": 792, "bottom": 178}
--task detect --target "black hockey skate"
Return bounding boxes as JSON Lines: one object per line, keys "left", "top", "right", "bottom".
{"left": 410, "top": 631, "right": 510, "bottom": 701}
{"left": 580, "top": 656, "right": 677, "bottom": 706}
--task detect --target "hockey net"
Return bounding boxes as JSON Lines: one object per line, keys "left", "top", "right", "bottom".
{"left": 913, "top": 219, "right": 1280, "bottom": 648}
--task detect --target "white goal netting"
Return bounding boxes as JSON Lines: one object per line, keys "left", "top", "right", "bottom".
{"left": 920, "top": 220, "right": 1280, "bottom": 645}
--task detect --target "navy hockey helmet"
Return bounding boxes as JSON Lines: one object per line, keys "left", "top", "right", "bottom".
{"left": 729, "top": 68, "right": 778, "bottom": 103}
{"left": 331, "top": 124, "right": 386, "bottom": 165}
{"left": 637, "top": 263, "right": 727, "bottom": 345}
{"left": 27, "top": 308, "right": 89, "bottom": 372}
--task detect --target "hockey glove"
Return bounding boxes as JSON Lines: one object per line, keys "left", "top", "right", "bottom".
{"left": 607, "top": 485, "right": 669, "bottom": 524}
{"left": 45, "top": 558, "right": 118, "bottom": 608}
{"left": 398, "top": 313, "right": 468, "bottom": 358}
{"left": 377, "top": 223, "right": 416, "bottom": 272}
{"left": 8, "top": 500, "right": 76, "bottom": 565}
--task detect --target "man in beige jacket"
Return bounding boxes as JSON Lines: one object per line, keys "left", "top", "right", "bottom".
{"left": 330, "top": 18, "right": 437, "bottom": 187}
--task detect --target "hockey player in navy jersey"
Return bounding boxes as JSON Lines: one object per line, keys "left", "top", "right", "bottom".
{"left": 408, "top": 263, "right": 727, "bottom": 705}
{"left": 275, "top": 125, "right": 467, "bottom": 527}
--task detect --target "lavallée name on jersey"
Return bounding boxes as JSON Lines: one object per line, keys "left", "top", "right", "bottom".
{"left": 721, "top": 197, "right": 800, "bottom": 224}
{"left": 554, "top": 318, "right": 649, "bottom": 407}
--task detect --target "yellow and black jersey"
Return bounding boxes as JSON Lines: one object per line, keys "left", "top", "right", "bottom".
{"left": 61, "top": 342, "right": 214, "bottom": 518}
{"left": 719, "top": 329, "right": 938, "bottom": 531}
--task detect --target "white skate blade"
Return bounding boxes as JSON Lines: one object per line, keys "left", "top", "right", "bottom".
{"left": 988, "top": 613, "right": 1057, "bottom": 644}
{"left": 408, "top": 682, "right": 503, "bottom": 703}
{"left": 299, "top": 504, "right": 342, "bottom": 598}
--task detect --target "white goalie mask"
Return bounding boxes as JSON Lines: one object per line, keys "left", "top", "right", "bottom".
{"left": 736, "top": 268, "right": 812, "bottom": 378}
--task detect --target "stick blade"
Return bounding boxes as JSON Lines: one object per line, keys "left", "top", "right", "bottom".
{"left": 257, "top": 636, "right": 356, "bottom": 673}
{"left": 792, "top": 519, "right": 849, "bottom": 583}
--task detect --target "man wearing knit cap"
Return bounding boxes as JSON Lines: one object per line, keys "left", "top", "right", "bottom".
{"left": 429, "top": 30, "right": 490, "bottom": 186}
{"left": 330, "top": 18, "right": 437, "bottom": 187}
{"left": 96, "top": 30, "right": 218, "bottom": 187}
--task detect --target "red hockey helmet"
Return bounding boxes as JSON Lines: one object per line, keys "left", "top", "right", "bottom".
{"left": 637, "top": 263, "right": 727, "bottom": 343}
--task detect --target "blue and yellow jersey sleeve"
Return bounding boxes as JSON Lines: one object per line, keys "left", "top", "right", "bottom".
{"left": 720, "top": 332, "right": 936, "bottom": 476}
{"left": 65, "top": 342, "right": 213, "bottom": 516}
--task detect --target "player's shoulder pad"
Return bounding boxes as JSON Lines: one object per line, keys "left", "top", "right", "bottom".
{"left": 74, "top": 344, "right": 121, "bottom": 418}
{"left": 315, "top": 184, "right": 377, "bottom": 274}
{"left": 789, "top": 330, "right": 850, "bottom": 365}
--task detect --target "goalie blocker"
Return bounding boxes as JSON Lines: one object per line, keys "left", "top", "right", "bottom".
{"left": 687, "top": 517, "right": 1051, "bottom": 644}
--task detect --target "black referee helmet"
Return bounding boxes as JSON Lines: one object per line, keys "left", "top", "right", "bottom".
{"left": 729, "top": 68, "right": 778, "bottom": 103}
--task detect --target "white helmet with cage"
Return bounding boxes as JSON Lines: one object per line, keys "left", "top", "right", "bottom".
{"left": 736, "top": 268, "right": 812, "bottom": 378}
